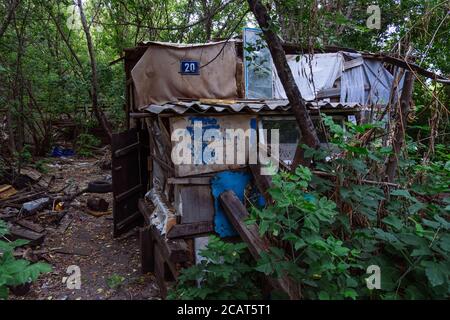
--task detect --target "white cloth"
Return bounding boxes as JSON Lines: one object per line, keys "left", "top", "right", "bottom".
{"left": 273, "top": 53, "right": 344, "bottom": 101}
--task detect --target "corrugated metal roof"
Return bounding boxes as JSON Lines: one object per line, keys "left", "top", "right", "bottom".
{"left": 140, "top": 100, "right": 361, "bottom": 115}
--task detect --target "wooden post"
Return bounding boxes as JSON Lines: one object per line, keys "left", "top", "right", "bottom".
{"left": 247, "top": 0, "right": 320, "bottom": 170}
{"left": 219, "top": 190, "right": 301, "bottom": 299}
{"left": 139, "top": 226, "right": 154, "bottom": 274}
{"left": 385, "top": 71, "right": 415, "bottom": 182}
{"left": 249, "top": 164, "right": 274, "bottom": 205}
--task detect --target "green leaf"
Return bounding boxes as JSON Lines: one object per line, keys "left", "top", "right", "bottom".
{"left": 294, "top": 239, "right": 306, "bottom": 251}
{"left": 382, "top": 215, "right": 404, "bottom": 231}
{"left": 422, "top": 261, "right": 446, "bottom": 287}
{"left": 255, "top": 262, "right": 273, "bottom": 275}
{"left": 390, "top": 189, "right": 412, "bottom": 199}
{"left": 343, "top": 288, "right": 358, "bottom": 300}
{"left": 318, "top": 291, "right": 330, "bottom": 300}
{"left": 411, "top": 247, "right": 432, "bottom": 257}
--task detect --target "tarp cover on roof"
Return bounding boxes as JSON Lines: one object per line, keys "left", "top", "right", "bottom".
{"left": 273, "top": 52, "right": 402, "bottom": 105}
{"left": 131, "top": 41, "right": 238, "bottom": 107}
{"left": 273, "top": 53, "right": 343, "bottom": 101}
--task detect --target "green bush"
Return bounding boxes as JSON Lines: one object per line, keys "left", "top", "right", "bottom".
{"left": 168, "top": 236, "right": 262, "bottom": 300}
{"left": 75, "top": 133, "right": 101, "bottom": 158}
{"left": 248, "top": 116, "right": 449, "bottom": 299}
{"left": 0, "top": 220, "right": 52, "bottom": 299}
{"left": 168, "top": 116, "right": 449, "bottom": 300}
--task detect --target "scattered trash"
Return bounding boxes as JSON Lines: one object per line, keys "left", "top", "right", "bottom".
{"left": 85, "top": 208, "right": 112, "bottom": 218}
{"left": 87, "top": 197, "right": 109, "bottom": 212}
{"left": 53, "top": 201, "right": 65, "bottom": 212}
{"left": 20, "top": 167, "right": 42, "bottom": 182}
{"left": 87, "top": 180, "right": 112, "bottom": 193}
{"left": 21, "top": 197, "right": 50, "bottom": 216}
{"left": 0, "top": 185, "right": 17, "bottom": 200}
{"left": 51, "top": 146, "right": 75, "bottom": 158}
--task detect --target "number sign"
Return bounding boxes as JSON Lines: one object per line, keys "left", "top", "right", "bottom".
{"left": 180, "top": 61, "right": 200, "bottom": 75}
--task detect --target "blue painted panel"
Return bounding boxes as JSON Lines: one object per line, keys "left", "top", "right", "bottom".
{"left": 211, "top": 171, "right": 252, "bottom": 237}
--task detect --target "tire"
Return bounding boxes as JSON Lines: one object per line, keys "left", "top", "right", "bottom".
{"left": 87, "top": 180, "right": 113, "bottom": 193}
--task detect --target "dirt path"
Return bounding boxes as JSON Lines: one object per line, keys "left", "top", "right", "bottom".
{"left": 13, "top": 157, "right": 160, "bottom": 300}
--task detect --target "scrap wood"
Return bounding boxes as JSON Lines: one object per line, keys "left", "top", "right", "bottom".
{"left": 13, "top": 247, "right": 62, "bottom": 259}
{"left": 38, "top": 210, "right": 68, "bottom": 224}
{"left": 37, "top": 175, "right": 55, "bottom": 189}
{"left": 166, "top": 221, "right": 214, "bottom": 239}
{"left": 199, "top": 98, "right": 238, "bottom": 105}
{"left": 15, "top": 219, "right": 45, "bottom": 233}
{"left": 0, "top": 185, "right": 17, "bottom": 200}
{"left": 0, "top": 212, "right": 16, "bottom": 220}
{"left": 150, "top": 225, "right": 190, "bottom": 277}
{"left": 0, "top": 190, "right": 46, "bottom": 206}
{"left": 6, "top": 224, "right": 45, "bottom": 246}
{"left": 57, "top": 214, "right": 73, "bottom": 233}
{"left": 20, "top": 167, "right": 42, "bottom": 182}
{"left": 219, "top": 190, "right": 301, "bottom": 300}
{"left": 249, "top": 164, "right": 274, "bottom": 205}
{"left": 138, "top": 198, "right": 155, "bottom": 225}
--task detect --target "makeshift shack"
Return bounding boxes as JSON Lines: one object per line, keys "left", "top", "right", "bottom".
{"left": 112, "top": 29, "right": 432, "bottom": 296}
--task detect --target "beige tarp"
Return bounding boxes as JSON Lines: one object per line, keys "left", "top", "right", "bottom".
{"left": 132, "top": 41, "right": 238, "bottom": 108}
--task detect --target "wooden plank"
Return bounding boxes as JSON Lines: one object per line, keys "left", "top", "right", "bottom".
{"left": 15, "top": 219, "right": 45, "bottom": 233}
{"left": 114, "top": 141, "right": 140, "bottom": 158}
{"left": 167, "top": 221, "right": 214, "bottom": 239}
{"left": 138, "top": 198, "right": 154, "bottom": 225}
{"left": 139, "top": 226, "right": 154, "bottom": 274}
{"left": 154, "top": 243, "right": 168, "bottom": 298}
{"left": 316, "top": 84, "right": 370, "bottom": 99}
{"left": 0, "top": 185, "right": 17, "bottom": 200}
{"left": 316, "top": 87, "right": 340, "bottom": 99}
{"left": 249, "top": 164, "right": 273, "bottom": 204}
{"left": 20, "top": 168, "right": 42, "bottom": 181}
{"left": 219, "top": 190, "right": 300, "bottom": 300}
{"left": 114, "top": 184, "right": 143, "bottom": 203}
{"left": 150, "top": 226, "right": 189, "bottom": 265}
{"left": 343, "top": 57, "right": 364, "bottom": 70}
{"left": 177, "top": 185, "right": 215, "bottom": 224}
{"left": 112, "top": 128, "right": 147, "bottom": 237}
{"left": 168, "top": 177, "right": 211, "bottom": 185}
{"left": 54, "top": 247, "right": 91, "bottom": 256}
{"left": 130, "top": 112, "right": 154, "bottom": 119}
{"left": 6, "top": 224, "right": 45, "bottom": 246}
{"left": 219, "top": 191, "right": 269, "bottom": 258}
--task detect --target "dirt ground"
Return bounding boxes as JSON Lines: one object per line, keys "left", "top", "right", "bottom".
{"left": 11, "top": 156, "right": 161, "bottom": 300}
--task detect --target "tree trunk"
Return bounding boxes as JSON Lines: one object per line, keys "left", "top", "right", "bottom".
{"left": 201, "top": 0, "right": 212, "bottom": 41}
{"left": 385, "top": 71, "right": 415, "bottom": 182}
{"left": 247, "top": 0, "right": 320, "bottom": 168}
{"left": 0, "top": 0, "right": 20, "bottom": 39}
{"left": 77, "top": 0, "right": 112, "bottom": 143}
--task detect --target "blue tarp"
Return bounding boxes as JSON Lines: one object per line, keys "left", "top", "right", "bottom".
{"left": 211, "top": 171, "right": 252, "bottom": 237}
{"left": 51, "top": 146, "right": 75, "bottom": 157}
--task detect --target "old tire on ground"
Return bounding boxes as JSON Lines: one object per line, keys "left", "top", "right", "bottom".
{"left": 87, "top": 180, "right": 112, "bottom": 193}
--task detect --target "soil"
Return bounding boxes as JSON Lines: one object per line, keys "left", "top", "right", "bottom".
{"left": 10, "top": 156, "right": 161, "bottom": 300}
